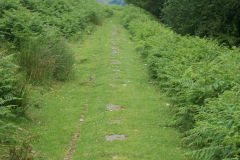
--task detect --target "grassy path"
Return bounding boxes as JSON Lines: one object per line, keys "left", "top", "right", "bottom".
{"left": 28, "top": 17, "right": 188, "bottom": 160}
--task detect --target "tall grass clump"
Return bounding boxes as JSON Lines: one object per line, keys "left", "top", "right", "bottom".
{"left": 121, "top": 6, "right": 240, "bottom": 160}
{"left": 19, "top": 33, "right": 73, "bottom": 83}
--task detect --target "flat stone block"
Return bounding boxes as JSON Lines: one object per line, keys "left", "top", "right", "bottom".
{"left": 105, "top": 135, "right": 127, "bottom": 141}
{"left": 106, "top": 104, "right": 122, "bottom": 110}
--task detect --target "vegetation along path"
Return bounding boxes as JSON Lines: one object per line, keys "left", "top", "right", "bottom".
{"left": 28, "top": 17, "right": 189, "bottom": 160}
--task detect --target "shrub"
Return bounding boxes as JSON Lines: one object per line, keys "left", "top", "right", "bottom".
{"left": 121, "top": 6, "right": 240, "bottom": 160}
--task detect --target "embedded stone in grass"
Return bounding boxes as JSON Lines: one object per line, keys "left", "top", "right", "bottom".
{"left": 109, "top": 84, "right": 115, "bottom": 87}
{"left": 111, "top": 53, "right": 119, "bottom": 56}
{"left": 112, "top": 46, "right": 118, "bottom": 50}
{"left": 122, "top": 84, "right": 127, "bottom": 87}
{"left": 110, "top": 119, "right": 122, "bottom": 124}
{"left": 105, "top": 135, "right": 127, "bottom": 141}
{"left": 111, "top": 53, "right": 120, "bottom": 56}
{"left": 110, "top": 62, "right": 121, "bottom": 65}
{"left": 111, "top": 65, "right": 120, "bottom": 68}
{"left": 112, "top": 50, "right": 119, "bottom": 53}
{"left": 112, "top": 31, "right": 117, "bottom": 35}
{"left": 106, "top": 104, "right": 122, "bottom": 110}
{"left": 113, "top": 69, "right": 121, "bottom": 72}
{"left": 111, "top": 53, "right": 120, "bottom": 58}
{"left": 110, "top": 78, "right": 119, "bottom": 81}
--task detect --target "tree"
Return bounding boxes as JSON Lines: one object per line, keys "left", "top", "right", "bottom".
{"left": 125, "top": 0, "right": 166, "bottom": 18}
{"left": 163, "top": 0, "right": 240, "bottom": 46}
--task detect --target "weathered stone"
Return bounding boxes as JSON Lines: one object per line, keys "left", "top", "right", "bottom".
{"left": 106, "top": 104, "right": 122, "bottom": 110}
{"left": 111, "top": 65, "right": 120, "bottom": 68}
{"left": 110, "top": 62, "right": 121, "bottom": 65}
{"left": 112, "top": 50, "right": 119, "bottom": 53}
{"left": 105, "top": 135, "right": 127, "bottom": 141}
{"left": 112, "top": 47, "right": 118, "bottom": 50}
{"left": 110, "top": 119, "right": 122, "bottom": 124}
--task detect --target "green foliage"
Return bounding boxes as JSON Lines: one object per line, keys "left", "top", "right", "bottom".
{"left": 0, "top": 0, "right": 107, "bottom": 84}
{"left": 0, "top": 51, "right": 26, "bottom": 155}
{"left": 163, "top": 0, "right": 240, "bottom": 46}
{"left": 124, "top": 0, "right": 165, "bottom": 18}
{"left": 0, "top": 0, "right": 103, "bottom": 43}
{"left": 0, "top": 52, "right": 25, "bottom": 113}
{"left": 0, "top": 0, "right": 107, "bottom": 157}
{"left": 121, "top": 6, "right": 240, "bottom": 160}
{"left": 125, "top": 0, "right": 240, "bottom": 46}
{"left": 185, "top": 89, "right": 240, "bottom": 160}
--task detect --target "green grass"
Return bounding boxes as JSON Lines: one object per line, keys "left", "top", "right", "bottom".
{"left": 25, "top": 16, "right": 190, "bottom": 160}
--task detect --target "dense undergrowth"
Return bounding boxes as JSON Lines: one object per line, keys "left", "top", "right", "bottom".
{"left": 121, "top": 6, "right": 240, "bottom": 160}
{"left": 125, "top": 0, "right": 240, "bottom": 47}
{"left": 0, "top": 0, "right": 111, "bottom": 157}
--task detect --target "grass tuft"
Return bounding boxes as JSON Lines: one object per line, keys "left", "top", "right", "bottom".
{"left": 18, "top": 33, "right": 74, "bottom": 84}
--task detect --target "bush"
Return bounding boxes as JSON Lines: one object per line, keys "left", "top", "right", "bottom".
{"left": 121, "top": 6, "right": 240, "bottom": 160}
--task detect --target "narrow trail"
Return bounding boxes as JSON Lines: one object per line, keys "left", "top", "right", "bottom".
{"left": 28, "top": 17, "right": 189, "bottom": 160}
{"left": 63, "top": 106, "right": 87, "bottom": 160}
